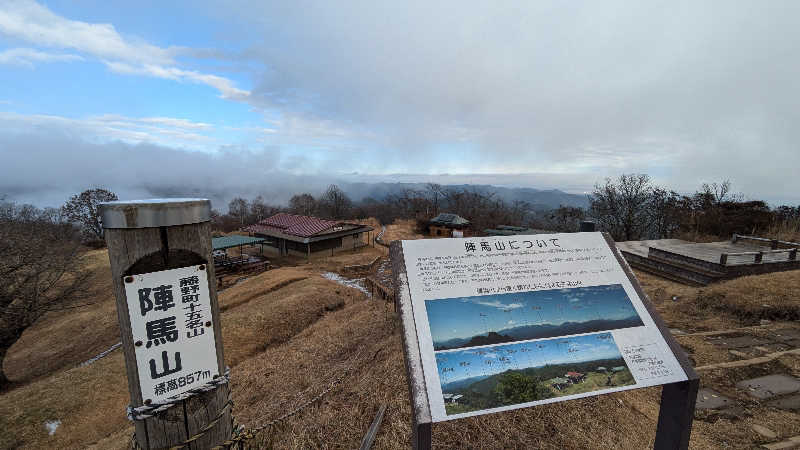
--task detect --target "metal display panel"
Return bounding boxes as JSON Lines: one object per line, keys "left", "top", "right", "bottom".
{"left": 391, "top": 232, "right": 698, "bottom": 449}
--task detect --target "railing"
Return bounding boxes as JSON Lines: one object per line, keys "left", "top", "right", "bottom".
{"left": 341, "top": 256, "right": 383, "bottom": 275}
{"left": 375, "top": 226, "right": 390, "bottom": 248}
{"left": 731, "top": 234, "right": 800, "bottom": 250}
{"left": 719, "top": 248, "right": 798, "bottom": 265}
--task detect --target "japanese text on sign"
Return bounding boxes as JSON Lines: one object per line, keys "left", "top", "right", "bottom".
{"left": 124, "top": 265, "right": 218, "bottom": 402}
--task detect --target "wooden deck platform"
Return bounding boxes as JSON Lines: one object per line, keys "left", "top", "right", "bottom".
{"left": 616, "top": 237, "right": 800, "bottom": 286}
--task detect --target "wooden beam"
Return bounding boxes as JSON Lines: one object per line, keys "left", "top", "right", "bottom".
{"left": 102, "top": 200, "right": 232, "bottom": 449}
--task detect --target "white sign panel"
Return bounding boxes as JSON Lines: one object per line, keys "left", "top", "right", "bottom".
{"left": 401, "top": 232, "right": 687, "bottom": 422}
{"left": 124, "top": 265, "right": 219, "bottom": 402}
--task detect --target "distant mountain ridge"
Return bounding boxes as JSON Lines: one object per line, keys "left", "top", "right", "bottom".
{"left": 433, "top": 316, "right": 643, "bottom": 351}
{"left": 441, "top": 357, "right": 629, "bottom": 397}
{"left": 339, "top": 182, "right": 589, "bottom": 210}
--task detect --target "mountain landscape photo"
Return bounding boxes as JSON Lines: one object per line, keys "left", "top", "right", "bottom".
{"left": 435, "top": 333, "right": 635, "bottom": 416}
{"left": 427, "top": 284, "right": 644, "bottom": 351}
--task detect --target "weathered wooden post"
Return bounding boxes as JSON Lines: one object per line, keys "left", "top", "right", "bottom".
{"left": 100, "top": 199, "right": 232, "bottom": 450}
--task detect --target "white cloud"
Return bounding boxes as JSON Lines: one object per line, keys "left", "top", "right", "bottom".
{"left": 0, "top": 47, "right": 83, "bottom": 67}
{"left": 0, "top": 0, "right": 173, "bottom": 65}
{"left": 469, "top": 298, "right": 524, "bottom": 310}
{"left": 0, "top": 0, "right": 248, "bottom": 99}
{"left": 0, "top": 111, "right": 215, "bottom": 147}
{"left": 104, "top": 62, "right": 249, "bottom": 100}
{"left": 209, "top": 1, "right": 800, "bottom": 201}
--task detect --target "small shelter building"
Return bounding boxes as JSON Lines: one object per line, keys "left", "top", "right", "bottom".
{"left": 244, "top": 213, "right": 373, "bottom": 260}
{"left": 428, "top": 213, "right": 471, "bottom": 237}
{"left": 442, "top": 394, "right": 463, "bottom": 404}
{"left": 550, "top": 377, "right": 570, "bottom": 390}
{"left": 565, "top": 371, "right": 586, "bottom": 383}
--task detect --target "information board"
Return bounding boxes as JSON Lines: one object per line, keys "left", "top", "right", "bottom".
{"left": 400, "top": 232, "right": 688, "bottom": 422}
{"left": 124, "top": 264, "right": 219, "bottom": 402}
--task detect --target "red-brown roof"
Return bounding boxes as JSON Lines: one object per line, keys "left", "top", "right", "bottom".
{"left": 244, "top": 213, "right": 339, "bottom": 238}
{"left": 566, "top": 372, "right": 584, "bottom": 377}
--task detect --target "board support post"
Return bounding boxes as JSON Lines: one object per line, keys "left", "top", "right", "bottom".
{"left": 100, "top": 198, "right": 232, "bottom": 450}
{"left": 654, "top": 379, "right": 700, "bottom": 450}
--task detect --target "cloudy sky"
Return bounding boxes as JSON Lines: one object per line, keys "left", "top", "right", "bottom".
{"left": 1, "top": 0, "right": 798, "bottom": 207}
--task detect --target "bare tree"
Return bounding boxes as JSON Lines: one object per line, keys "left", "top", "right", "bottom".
{"left": 547, "top": 205, "right": 586, "bottom": 232}
{"left": 646, "top": 188, "right": 683, "bottom": 239}
{"left": 426, "top": 183, "right": 446, "bottom": 217}
{"left": 60, "top": 188, "right": 118, "bottom": 241}
{"left": 318, "top": 185, "right": 352, "bottom": 219}
{"left": 590, "top": 174, "right": 654, "bottom": 241}
{"left": 701, "top": 180, "right": 741, "bottom": 205}
{"left": 227, "top": 197, "right": 249, "bottom": 226}
{"left": 0, "top": 201, "right": 89, "bottom": 387}
{"left": 288, "top": 193, "right": 317, "bottom": 216}
{"left": 249, "top": 195, "right": 275, "bottom": 223}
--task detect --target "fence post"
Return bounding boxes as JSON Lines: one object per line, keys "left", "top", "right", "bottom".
{"left": 731, "top": 234, "right": 739, "bottom": 243}
{"left": 755, "top": 252, "right": 763, "bottom": 263}
{"left": 719, "top": 254, "right": 728, "bottom": 265}
{"left": 100, "top": 199, "right": 232, "bottom": 449}
{"left": 771, "top": 239, "right": 779, "bottom": 250}
{"left": 790, "top": 249, "right": 797, "bottom": 261}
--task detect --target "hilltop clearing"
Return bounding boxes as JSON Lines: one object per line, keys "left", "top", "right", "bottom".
{"left": 1, "top": 229, "right": 799, "bottom": 448}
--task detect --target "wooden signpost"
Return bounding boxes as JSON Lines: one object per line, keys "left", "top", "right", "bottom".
{"left": 100, "top": 199, "right": 232, "bottom": 450}
{"left": 391, "top": 232, "right": 699, "bottom": 449}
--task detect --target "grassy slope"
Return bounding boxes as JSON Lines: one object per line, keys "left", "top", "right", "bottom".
{"left": 2, "top": 222, "right": 800, "bottom": 449}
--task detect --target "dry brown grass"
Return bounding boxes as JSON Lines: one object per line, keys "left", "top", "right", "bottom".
{"left": 4, "top": 249, "right": 120, "bottom": 383}
{"left": 635, "top": 268, "right": 800, "bottom": 331}
{"left": 766, "top": 221, "right": 800, "bottom": 243}
{"left": 0, "top": 352, "right": 130, "bottom": 449}
{"left": 696, "top": 271, "right": 800, "bottom": 323}
{"left": 218, "top": 267, "right": 310, "bottom": 311}
{"left": 222, "top": 276, "right": 356, "bottom": 367}
{"left": 382, "top": 219, "right": 424, "bottom": 243}
{"left": 234, "top": 293, "right": 712, "bottom": 449}
{"left": 3, "top": 241, "right": 800, "bottom": 449}
{"left": 0, "top": 260, "right": 373, "bottom": 449}
{"left": 308, "top": 246, "right": 386, "bottom": 273}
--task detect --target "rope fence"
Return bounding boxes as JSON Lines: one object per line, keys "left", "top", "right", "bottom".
{"left": 129, "top": 348, "right": 379, "bottom": 449}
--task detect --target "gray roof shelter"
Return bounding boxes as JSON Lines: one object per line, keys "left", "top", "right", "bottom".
{"left": 429, "top": 213, "right": 471, "bottom": 227}
{"left": 212, "top": 235, "right": 266, "bottom": 251}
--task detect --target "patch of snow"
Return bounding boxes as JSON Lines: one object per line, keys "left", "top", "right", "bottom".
{"left": 321, "top": 272, "right": 371, "bottom": 297}
{"left": 44, "top": 420, "right": 61, "bottom": 435}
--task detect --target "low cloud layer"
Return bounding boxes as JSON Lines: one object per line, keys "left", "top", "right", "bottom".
{"left": 2, "top": 1, "right": 800, "bottom": 205}
{"left": 212, "top": 0, "right": 800, "bottom": 202}
{"left": 0, "top": 132, "right": 338, "bottom": 208}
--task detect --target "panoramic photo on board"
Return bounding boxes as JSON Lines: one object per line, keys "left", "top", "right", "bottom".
{"left": 435, "top": 332, "right": 634, "bottom": 415}
{"left": 2, "top": 0, "right": 800, "bottom": 448}
{"left": 426, "top": 284, "right": 644, "bottom": 351}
